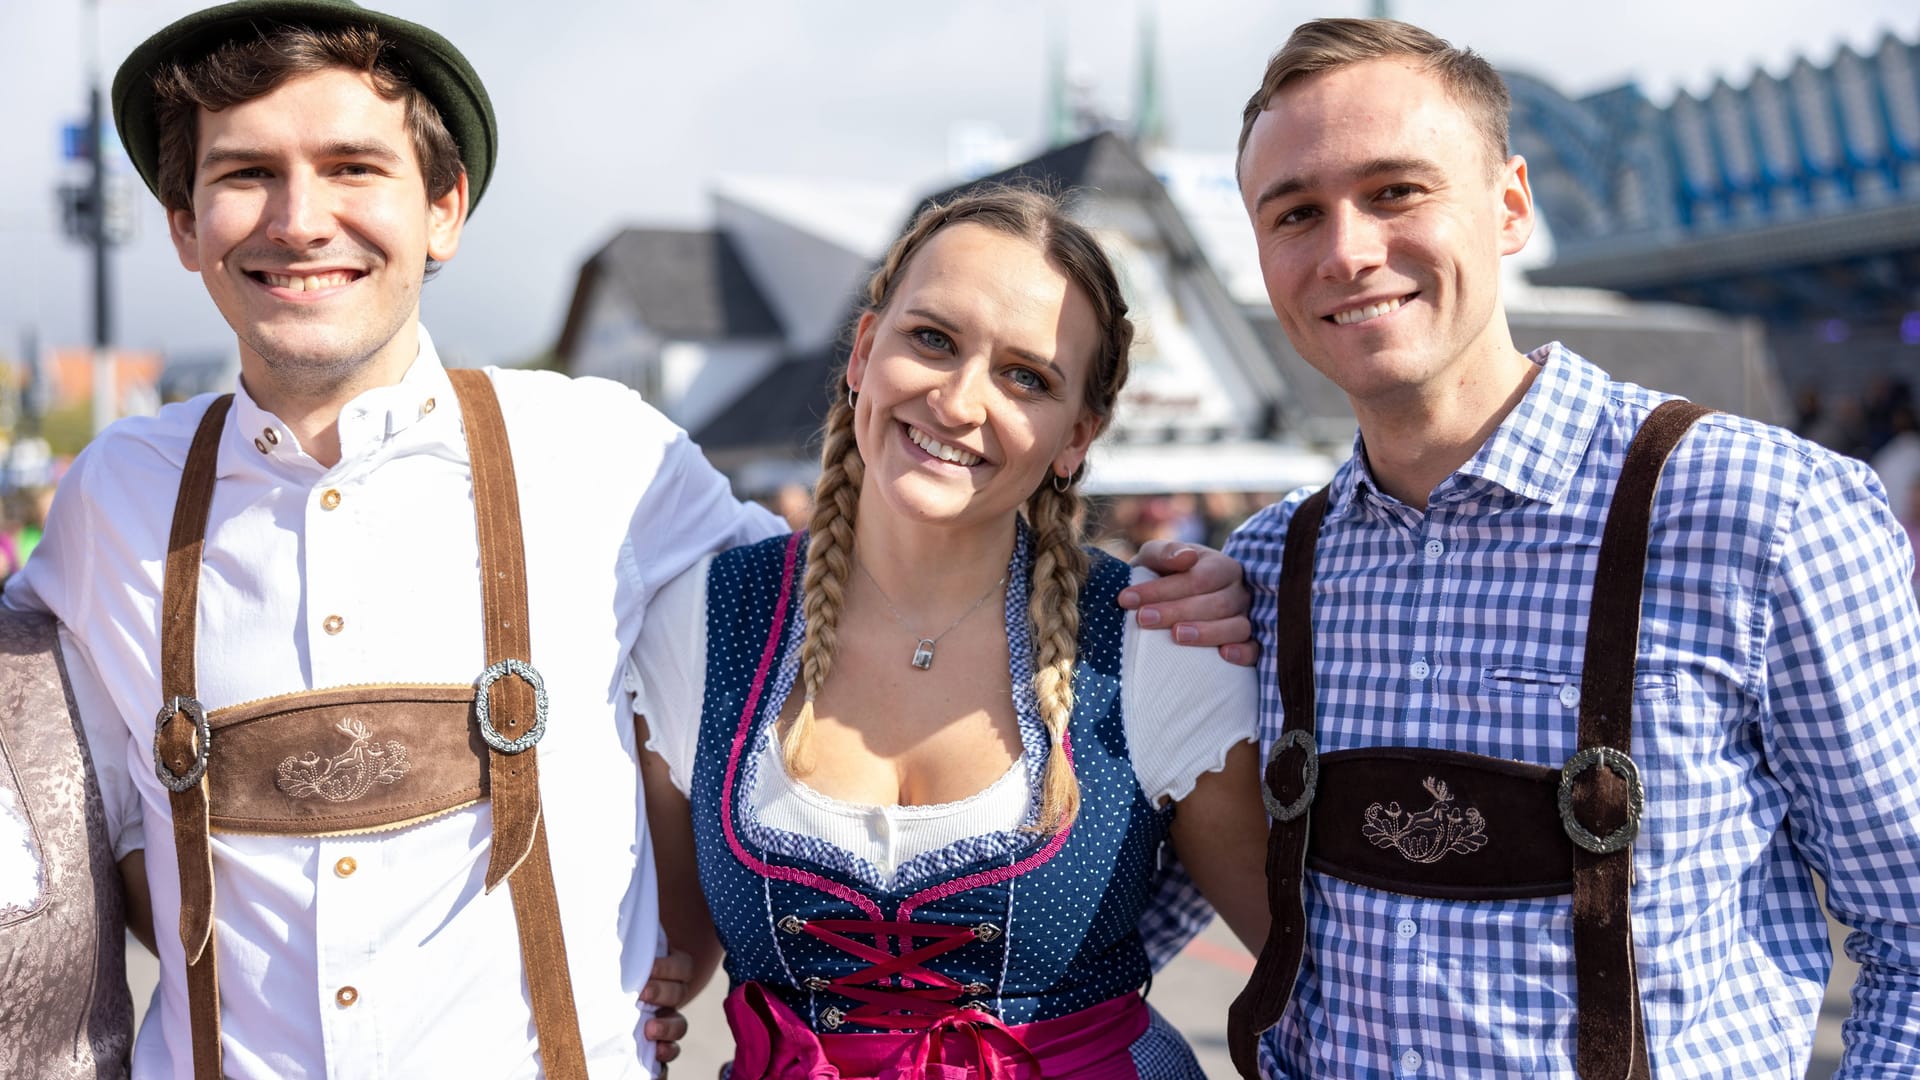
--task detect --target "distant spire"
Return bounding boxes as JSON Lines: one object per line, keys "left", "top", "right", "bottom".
{"left": 1132, "top": 5, "right": 1167, "bottom": 149}
{"left": 1047, "top": 31, "right": 1073, "bottom": 146}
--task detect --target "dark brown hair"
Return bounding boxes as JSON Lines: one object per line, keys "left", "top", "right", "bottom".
{"left": 151, "top": 22, "right": 463, "bottom": 214}
{"left": 1236, "top": 18, "right": 1511, "bottom": 180}
{"left": 790, "top": 184, "right": 1135, "bottom": 832}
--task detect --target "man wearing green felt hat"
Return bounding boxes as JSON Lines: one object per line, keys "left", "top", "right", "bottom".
{"left": 7, "top": 2, "right": 776, "bottom": 1076}
{"left": 5, "top": 4, "right": 1259, "bottom": 1077}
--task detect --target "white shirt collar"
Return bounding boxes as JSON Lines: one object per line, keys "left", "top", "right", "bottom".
{"left": 224, "top": 326, "right": 458, "bottom": 477}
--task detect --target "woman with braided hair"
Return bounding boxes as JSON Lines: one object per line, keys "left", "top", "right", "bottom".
{"left": 633, "top": 184, "right": 1270, "bottom": 1078}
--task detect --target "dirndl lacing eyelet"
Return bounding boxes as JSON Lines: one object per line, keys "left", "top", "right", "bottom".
{"left": 794, "top": 917, "right": 1037, "bottom": 1077}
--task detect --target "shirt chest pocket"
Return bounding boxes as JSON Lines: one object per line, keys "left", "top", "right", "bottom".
{"left": 1481, "top": 665, "right": 1679, "bottom": 705}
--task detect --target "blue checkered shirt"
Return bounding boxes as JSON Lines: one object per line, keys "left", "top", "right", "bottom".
{"left": 1226, "top": 344, "right": 1920, "bottom": 1078}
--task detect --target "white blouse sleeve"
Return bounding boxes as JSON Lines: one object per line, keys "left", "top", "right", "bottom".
{"left": 1122, "top": 566, "right": 1259, "bottom": 806}
{"left": 626, "top": 554, "right": 713, "bottom": 796}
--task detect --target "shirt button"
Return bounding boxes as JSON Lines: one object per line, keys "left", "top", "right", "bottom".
{"left": 334, "top": 856, "right": 357, "bottom": 878}
{"left": 1410, "top": 660, "right": 1431, "bottom": 680}
{"left": 253, "top": 437, "right": 270, "bottom": 454}
{"left": 1559, "top": 684, "right": 1581, "bottom": 708}
{"left": 1399, "top": 1048, "right": 1423, "bottom": 1073}
{"left": 336, "top": 986, "right": 359, "bottom": 1008}
{"left": 262, "top": 427, "right": 280, "bottom": 445}
{"left": 421, "top": 397, "right": 437, "bottom": 416}
{"left": 1423, "top": 539, "right": 1444, "bottom": 559}
{"left": 322, "top": 614, "right": 345, "bottom": 635}
{"left": 1396, "top": 918, "right": 1418, "bottom": 940}
{"left": 320, "top": 488, "right": 342, "bottom": 510}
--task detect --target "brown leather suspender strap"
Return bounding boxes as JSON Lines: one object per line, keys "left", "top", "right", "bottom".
{"left": 1569, "top": 399, "right": 1711, "bottom": 1080}
{"left": 1226, "top": 399, "right": 1712, "bottom": 1080}
{"left": 1226, "top": 484, "right": 1328, "bottom": 1079}
{"left": 158, "top": 374, "right": 588, "bottom": 1079}
{"left": 448, "top": 367, "right": 589, "bottom": 1080}
{"left": 157, "top": 393, "right": 233, "bottom": 1080}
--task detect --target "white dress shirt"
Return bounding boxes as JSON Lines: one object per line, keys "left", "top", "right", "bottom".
{"left": 6, "top": 329, "right": 782, "bottom": 1079}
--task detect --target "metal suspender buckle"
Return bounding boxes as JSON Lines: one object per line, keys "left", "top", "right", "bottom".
{"left": 153, "top": 695, "right": 211, "bottom": 792}
{"left": 1262, "top": 728, "right": 1319, "bottom": 822}
{"left": 1558, "top": 746, "right": 1645, "bottom": 854}
{"left": 473, "top": 658, "right": 549, "bottom": 755}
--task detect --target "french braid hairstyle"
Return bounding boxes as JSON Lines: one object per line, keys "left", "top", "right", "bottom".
{"left": 785, "top": 184, "right": 1134, "bottom": 833}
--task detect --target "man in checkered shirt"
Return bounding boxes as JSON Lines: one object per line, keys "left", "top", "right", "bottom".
{"left": 1226, "top": 17, "right": 1920, "bottom": 1079}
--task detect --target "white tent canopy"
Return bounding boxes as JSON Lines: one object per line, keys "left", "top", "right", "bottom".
{"left": 1081, "top": 440, "right": 1337, "bottom": 496}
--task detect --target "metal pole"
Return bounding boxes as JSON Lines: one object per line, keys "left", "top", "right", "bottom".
{"left": 87, "top": 0, "right": 114, "bottom": 436}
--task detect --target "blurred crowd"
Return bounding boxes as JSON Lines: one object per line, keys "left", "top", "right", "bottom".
{"left": 1795, "top": 377, "right": 1920, "bottom": 580}
{"left": 0, "top": 485, "right": 56, "bottom": 584}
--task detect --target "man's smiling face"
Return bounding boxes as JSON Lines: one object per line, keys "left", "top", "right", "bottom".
{"left": 1239, "top": 58, "right": 1533, "bottom": 414}
{"left": 168, "top": 65, "right": 465, "bottom": 403}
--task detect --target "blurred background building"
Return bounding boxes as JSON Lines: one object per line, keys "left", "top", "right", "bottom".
{"left": 550, "top": 17, "right": 1920, "bottom": 555}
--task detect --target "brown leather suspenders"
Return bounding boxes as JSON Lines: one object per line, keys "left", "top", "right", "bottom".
{"left": 150, "top": 370, "right": 589, "bottom": 1079}
{"left": 449, "top": 369, "right": 590, "bottom": 1079}
{"left": 154, "top": 392, "right": 231, "bottom": 1078}
{"left": 1228, "top": 399, "right": 1714, "bottom": 1079}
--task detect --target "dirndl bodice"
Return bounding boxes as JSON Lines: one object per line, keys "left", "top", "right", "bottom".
{"left": 689, "top": 531, "right": 1182, "bottom": 1077}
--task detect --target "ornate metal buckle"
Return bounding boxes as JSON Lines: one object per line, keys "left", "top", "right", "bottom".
{"left": 1262, "top": 728, "right": 1318, "bottom": 822}
{"left": 1558, "top": 746, "right": 1645, "bottom": 854}
{"left": 153, "top": 695, "right": 211, "bottom": 793}
{"left": 472, "top": 658, "right": 549, "bottom": 755}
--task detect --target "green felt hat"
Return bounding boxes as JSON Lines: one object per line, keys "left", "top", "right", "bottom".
{"left": 112, "top": 0, "right": 498, "bottom": 212}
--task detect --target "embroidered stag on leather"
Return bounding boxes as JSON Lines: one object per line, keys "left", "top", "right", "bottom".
{"left": 276, "top": 718, "right": 412, "bottom": 803}
{"left": 1362, "top": 777, "right": 1488, "bottom": 864}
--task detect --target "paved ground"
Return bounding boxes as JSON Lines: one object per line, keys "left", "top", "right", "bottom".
{"left": 124, "top": 905, "right": 1859, "bottom": 1077}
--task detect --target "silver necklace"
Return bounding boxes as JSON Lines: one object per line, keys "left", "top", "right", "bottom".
{"left": 855, "top": 558, "right": 1007, "bottom": 671}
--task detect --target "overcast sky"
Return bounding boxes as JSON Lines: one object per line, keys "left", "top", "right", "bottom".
{"left": 2, "top": 0, "right": 1915, "bottom": 368}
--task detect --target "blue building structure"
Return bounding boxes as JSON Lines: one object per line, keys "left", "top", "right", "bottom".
{"left": 1512, "top": 28, "right": 1920, "bottom": 389}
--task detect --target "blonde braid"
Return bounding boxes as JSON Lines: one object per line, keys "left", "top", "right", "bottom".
{"left": 784, "top": 390, "right": 863, "bottom": 776}
{"left": 1025, "top": 476, "right": 1089, "bottom": 833}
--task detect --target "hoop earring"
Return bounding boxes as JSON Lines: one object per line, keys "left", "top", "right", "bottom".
{"left": 1051, "top": 470, "right": 1071, "bottom": 493}
{"left": 848, "top": 387, "right": 858, "bottom": 410}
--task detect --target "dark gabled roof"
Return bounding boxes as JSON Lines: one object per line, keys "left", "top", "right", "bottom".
{"left": 919, "top": 131, "right": 1207, "bottom": 268}
{"left": 555, "top": 228, "right": 782, "bottom": 360}
{"left": 693, "top": 344, "right": 840, "bottom": 453}
{"left": 697, "top": 132, "right": 1287, "bottom": 457}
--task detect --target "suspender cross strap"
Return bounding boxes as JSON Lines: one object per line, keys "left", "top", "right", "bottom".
{"left": 1225, "top": 399, "right": 1713, "bottom": 1079}
{"left": 155, "top": 373, "right": 589, "bottom": 1079}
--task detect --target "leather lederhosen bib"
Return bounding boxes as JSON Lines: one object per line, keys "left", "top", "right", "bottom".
{"left": 149, "top": 369, "right": 588, "bottom": 1080}
{"left": 1228, "top": 399, "right": 1714, "bottom": 1080}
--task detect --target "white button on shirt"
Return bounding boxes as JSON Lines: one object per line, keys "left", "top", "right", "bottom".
{"left": 7, "top": 329, "right": 782, "bottom": 1079}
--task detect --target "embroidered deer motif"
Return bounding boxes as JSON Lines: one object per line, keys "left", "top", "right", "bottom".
{"left": 1362, "top": 777, "right": 1488, "bottom": 864}
{"left": 276, "top": 718, "right": 412, "bottom": 803}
